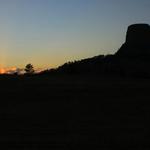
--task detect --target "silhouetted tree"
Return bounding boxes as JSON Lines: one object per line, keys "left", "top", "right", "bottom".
{"left": 25, "top": 64, "right": 34, "bottom": 74}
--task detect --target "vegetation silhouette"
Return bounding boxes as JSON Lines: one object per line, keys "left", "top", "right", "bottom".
{"left": 25, "top": 63, "right": 35, "bottom": 75}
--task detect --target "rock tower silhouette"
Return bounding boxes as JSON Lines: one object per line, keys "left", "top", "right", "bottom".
{"left": 116, "top": 24, "right": 150, "bottom": 57}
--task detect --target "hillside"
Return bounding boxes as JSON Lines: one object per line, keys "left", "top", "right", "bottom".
{"left": 41, "top": 24, "right": 150, "bottom": 78}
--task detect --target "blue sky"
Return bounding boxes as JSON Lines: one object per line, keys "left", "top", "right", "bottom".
{"left": 0, "top": 0, "right": 150, "bottom": 69}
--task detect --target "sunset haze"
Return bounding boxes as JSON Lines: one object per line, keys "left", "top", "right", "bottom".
{"left": 0, "top": 0, "right": 150, "bottom": 72}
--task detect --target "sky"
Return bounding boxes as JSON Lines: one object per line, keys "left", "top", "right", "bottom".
{"left": 0, "top": 0, "right": 150, "bottom": 71}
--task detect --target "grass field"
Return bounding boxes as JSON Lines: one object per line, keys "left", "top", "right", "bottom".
{"left": 0, "top": 75, "right": 150, "bottom": 149}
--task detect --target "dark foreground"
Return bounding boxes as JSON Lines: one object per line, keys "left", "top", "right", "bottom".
{"left": 0, "top": 75, "right": 150, "bottom": 149}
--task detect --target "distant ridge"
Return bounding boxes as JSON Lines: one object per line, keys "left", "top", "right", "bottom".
{"left": 41, "top": 24, "right": 150, "bottom": 77}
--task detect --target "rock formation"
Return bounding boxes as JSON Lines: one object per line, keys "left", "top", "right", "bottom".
{"left": 113, "top": 24, "right": 150, "bottom": 77}
{"left": 116, "top": 24, "right": 150, "bottom": 57}
{"left": 42, "top": 23, "right": 150, "bottom": 77}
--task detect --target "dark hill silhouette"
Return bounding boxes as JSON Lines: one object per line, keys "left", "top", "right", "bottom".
{"left": 40, "top": 55, "right": 114, "bottom": 75}
{"left": 40, "top": 23, "right": 150, "bottom": 77}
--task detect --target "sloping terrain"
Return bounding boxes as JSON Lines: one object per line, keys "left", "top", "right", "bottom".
{"left": 41, "top": 24, "right": 150, "bottom": 77}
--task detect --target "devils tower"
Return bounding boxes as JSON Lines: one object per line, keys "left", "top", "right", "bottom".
{"left": 116, "top": 24, "right": 150, "bottom": 57}
{"left": 41, "top": 23, "right": 150, "bottom": 77}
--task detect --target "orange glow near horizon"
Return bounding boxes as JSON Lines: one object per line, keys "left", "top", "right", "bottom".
{"left": 0, "top": 67, "right": 45, "bottom": 74}
{"left": 0, "top": 68, "right": 5, "bottom": 74}
{"left": 0, "top": 67, "right": 17, "bottom": 74}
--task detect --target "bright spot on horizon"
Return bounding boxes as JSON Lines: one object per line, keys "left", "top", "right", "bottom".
{"left": 0, "top": 66, "right": 45, "bottom": 74}
{"left": 0, "top": 68, "right": 5, "bottom": 74}
{"left": 0, "top": 67, "right": 17, "bottom": 74}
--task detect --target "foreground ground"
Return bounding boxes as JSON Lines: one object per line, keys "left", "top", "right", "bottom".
{"left": 0, "top": 75, "right": 150, "bottom": 149}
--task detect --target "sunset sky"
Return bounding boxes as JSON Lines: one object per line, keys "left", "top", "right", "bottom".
{"left": 0, "top": 0, "right": 150, "bottom": 71}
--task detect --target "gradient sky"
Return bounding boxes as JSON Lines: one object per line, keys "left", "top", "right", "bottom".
{"left": 0, "top": 0, "right": 150, "bottom": 69}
